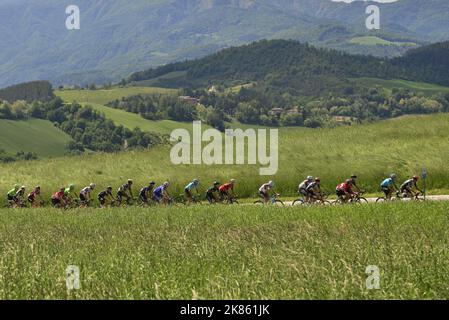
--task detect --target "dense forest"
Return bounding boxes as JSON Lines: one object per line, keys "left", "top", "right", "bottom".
{"left": 0, "top": 81, "right": 54, "bottom": 102}
{"left": 128, "top": 40, "right": 449, "bottom": 93}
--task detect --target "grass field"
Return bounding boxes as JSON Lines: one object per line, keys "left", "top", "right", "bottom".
{"left": 356, "top": 78, "right": 449, "bottom": 96}
{"left": 55, "top": 86, "right": 178, "bottom": 105}
{"left": 349, "top": 36, "right": 417, "bottom": 47}
{"left": 0, "top": 202, "right": 448, "bottom": 299}
{"left": 0, "top": 119, "right": 72, "bottom": 157}
{"left": 2, "top": 113, "right": 449, "bottom": 201}
{"left": 86, "top": 103, "right": 196, "bottom": 135}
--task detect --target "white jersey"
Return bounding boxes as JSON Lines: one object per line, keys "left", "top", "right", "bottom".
{"left": 298, "top": 180, "right": 310, "bottom": 190}
{"left": 259, "top": 183, "right": 271, "bottom": 193}
{"left": 80, "top": 187, "right": 92, "bottom": 196}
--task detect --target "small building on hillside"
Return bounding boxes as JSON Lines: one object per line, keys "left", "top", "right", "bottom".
{"left": 178, "top": 96, "right": 200, "bottom": 104}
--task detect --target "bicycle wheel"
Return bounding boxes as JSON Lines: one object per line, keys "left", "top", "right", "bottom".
{"left": 354, "top": 197, "right": 369, "bottom": 204}
{"left": 321, "top": 200, "right": 332, "bottom": 206}
{"left": 274, "top": 200, "right": 285, "bottom": 207}
{"left": 376, "top": 197, "right": 386, "bottom": 203}
{"left": 292, "top": 199, "right": 304, "bottom": 206}
{"left": 253, "top": 200, "right": 264, "bottom": 205}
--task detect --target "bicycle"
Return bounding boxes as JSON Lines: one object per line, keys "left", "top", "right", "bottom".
{"left": 333, "top": 191, "right": 368, "bottom": 205}
{"left": 376, "top": 191, "right": 425, "bottom": 203}
{"left": 222, "top": 195, "right": 239, "bottom": 205}
{"left": 176, "top": 193, "right": 203, "bottom": 206}
{"left": 296, "top": 192, "right": 332, "bottom": 206}
{"left": 254, "top": 194, "right": 284, "bottom": 206}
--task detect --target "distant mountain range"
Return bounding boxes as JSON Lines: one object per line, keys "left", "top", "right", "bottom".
{"left": 1, "top": 0, "right": 448, "bottom": 88}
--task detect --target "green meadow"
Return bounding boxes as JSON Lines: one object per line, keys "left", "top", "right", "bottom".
{"left": 0, "top": 202, "right": 448, "bottom": 299}
{"left": 1, "top": 114, "right": 449, "bottom": 202}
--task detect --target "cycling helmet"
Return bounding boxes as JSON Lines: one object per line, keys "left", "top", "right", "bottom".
{"left": 351, "top": 175, "right": 358, "bottom": 179}
{"left": 214, "top": 181, "right": 220, "bottom": 186}
{"left": 90, "top": 183, "right": 96, "bottom": 189}
{"left": 230, "top": 179, "right": 236, "bottom": 183}
{"left": 20, "top": 186, "right": 26, "bottom": 190}
{"left": 107, "top": 186, "right": 112, "bottom": 190}
{"left": 268, "top": 181, "right": 274, "bottom": 187}
{"left": 390, "top": 174, "right": 397, "bottom": 179}
{"left": 193, "top": 179, "right": 199, "bottom": 184}
{"left": 69, "top": 184, "right": 75, "bottom": 190}
{"left": 315, "top": 177, "right": 321, "bottom": 182}
{"left": 35, "top": 186, "right": 41, "bottom": 190}
{"left": 14, "top": 184, "right": 19, "bottom": 190}
{"left": 60, "top": 187, "right": 65, "bottom": 192}
{"left": 346, "top": 179, "right": 352, "bottom": 184}
{"left": 163, "top": 181, "right": 170, "bottom": 187}
{"left": 150, "top": 181, "right": 156, "bottom": 185}
{"left": 128, "top": 179, "right": 133, "bottom": 184}
{"left": 307, "top": 176, "right": 313, "bottom": 181}
{"left": 413, "top": 175, "right": 419, "bottom": 181}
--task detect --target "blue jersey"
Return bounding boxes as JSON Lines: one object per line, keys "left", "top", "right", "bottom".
{"left": 153, "top": 185, "right": 164, "bottom": 196}
{"left": 185, "top": 181, "right": 198, "bottom": 191}
{"left": 381, "top": 178, "right": 394, "bottom": 188}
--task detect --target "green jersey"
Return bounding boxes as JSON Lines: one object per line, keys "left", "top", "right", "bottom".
{"left": 7, "top": 188, "right": 17, "bottom": 197}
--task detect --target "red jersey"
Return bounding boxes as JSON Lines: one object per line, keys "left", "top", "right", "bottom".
{"left": 52, "top": 191, "right": 65, "bottom": 200}
{"left": 336, "top": 182, "right": 352, "bottom": 193}
{"left": 219, "top": 183, "right": 234, "bottom": 193}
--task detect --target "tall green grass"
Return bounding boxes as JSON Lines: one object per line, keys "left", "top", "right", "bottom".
{"left": 0, "top": 202, "right": 448, "bottom": 299}
{"left": 1, "top": 114, "right": 449, "bottom": 202}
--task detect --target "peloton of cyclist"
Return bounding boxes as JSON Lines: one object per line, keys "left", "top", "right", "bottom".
{"left": 139, "top": 182, "right": 156, "bottom": 204}
{"left": 259, "top": 181, "right": 277, "bottom": 203}
{"left": 219, "top": 179, "right": 236, "bottom": 201}
{"left": 298, "top": 176, "right": 314, "bottom": 202}
{"left": 205, "top": 181, "right": 221, "bottom": 204}
{"left": 98, "top": 186, "right": 114, "bottom": 208}
{"left": 184, "top": 179, "right": 200, "bottom": 202}
{"left": 153, "top": 182, "right": 171, "bottom": 205}
{"left": 380, "top": 174, "right": 399, "bottom": 200}
{"left": 27, "top": 186, "right": 43, "bottom": 207}
{"left": 400, "top": 175, "right": 423, "bottom": 198}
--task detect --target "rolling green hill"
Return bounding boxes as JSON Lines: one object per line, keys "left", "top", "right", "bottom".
{"left": 0, "top": 119, "right": 72, "bottom": 157}
{"left": 349, "top": 36, "right": 417, "bottom": 47}
{"left": 2, "top": 113, "right": 449, "bottom": 199}
{"left": 55, "top": 87, "right": 178, "bottom": 105}
{"left": 355, "top": 78, "right": 449, "bottom": 95}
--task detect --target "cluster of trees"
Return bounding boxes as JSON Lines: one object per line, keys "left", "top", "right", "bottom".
{"left": 30, "top": 98, "right": 164, "bottom": 153}
{"left": 0, "top": 81, "right": 54, "bottom": 103}
{"left": 104, "top": 85, "right": 449, "bottom": 129}
{"left": 1, "top": 97, "right": 164, "bottom": 154}
{"left": 0, "top": 149, "right": 37, "bottom": 163}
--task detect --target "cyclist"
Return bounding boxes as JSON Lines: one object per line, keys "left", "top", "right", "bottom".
{"left": 11, "top": 186, "right": 26, "bottom": 207}
{"left": 259, "top": 181, "right": 277, "bottom": 203}
{"left": 184, "top": 179, "right": 200, "bottom": 203}
{"left": 298, "top": 176, "right": 313, "bottom": 202}
{"left": 139, "top": 182, "right": 156, "bottom": 204}
{"left": 64, "top": 184, "right": 76, "bottom": 205}
{"left": 28, "top": 186, "right": 43, "bottom": 207}
{"left": 117, "top": 179, "right": 134, "bottom": 205}
{"left": 153, "top": 182, "right": 171, "bottom": 205}
{"left": 219, "top": 179, "right": 236, "bottom": 202}
{"left": 336, "top": 179, "right": 355, "bottom": 203}
{"left": 380, "top": 174, "right": 399, "bottom": 200}
{"left": 349, "top": 174, "right": 361, "bottom": 192}
{"left": 80, "top": 183, "right": 95, "bottom": 205}
{"left": 6, "top": 184, "right": 20, "bottom": 205}
{"left": 400, "top": 176, "right": 423, "bottom": 198}
{"left": 306, "top": 178, "right": 322, "bottom": 202}
{"left": 98, "top": 186, "right": 114, "bottom": 208}
{"left": 205, "top": 181, "right": 221, "bottom": 204}
{"left": 51, "top": 187, "right": 67, "bottom": 208}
